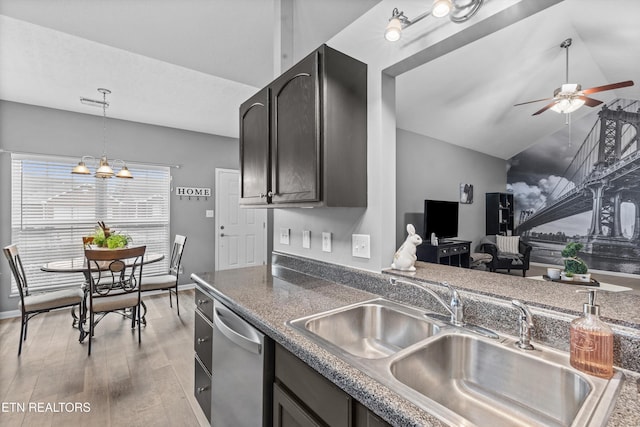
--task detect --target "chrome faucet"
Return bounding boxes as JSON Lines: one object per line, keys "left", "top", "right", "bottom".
{"left": 390, "top": 277, "right": 464, "bottom": 326}
{"left": 512, "top": 300, "right": 535, "bottom": 350}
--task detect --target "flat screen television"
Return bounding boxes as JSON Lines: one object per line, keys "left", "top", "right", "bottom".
{"left": 424, "top": 200, "right": 459, "bottom": 240}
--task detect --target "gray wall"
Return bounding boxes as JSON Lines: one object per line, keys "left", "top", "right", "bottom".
{"left": 396, "top": 128, "right": 508, "bottom": 251}
{"left": 0, "top": 100, "right": 238, "bottom": 312}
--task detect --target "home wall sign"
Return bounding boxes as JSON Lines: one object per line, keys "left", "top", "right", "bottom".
{"left": 176, "top": 186, "right": 211, "bottom": 200}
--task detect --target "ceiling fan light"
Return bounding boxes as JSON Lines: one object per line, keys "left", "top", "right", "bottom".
{"left": 550, "top": 98, "right": 585, "bottom": 114}
{"left": 384, "top": 17, "right": 402, "bottom": 41}
{"left": 432, "top": 0, "right": 452, "bottom": 18}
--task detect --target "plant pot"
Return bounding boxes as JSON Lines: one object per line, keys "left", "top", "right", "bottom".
{"left": 560, "top": 271, "right": 573, "bottom": 281}
{"left": 575, "top": 273, "right": 591, "bottom": 283}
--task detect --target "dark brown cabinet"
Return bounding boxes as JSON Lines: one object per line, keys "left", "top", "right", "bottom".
{"left": 274, "top": 343, "right": 390, "bottom": 427}
{"left": 486, "top": 192, "right": 514, "bottom": 236}
{"left": 240, "top": 88, "right": 270, "bottom": 205}
{"left": 193, "top": 286, "right": 213, "bottom": 422}
{"left": 239, "top": 44, "right": 367, "bottom": 208}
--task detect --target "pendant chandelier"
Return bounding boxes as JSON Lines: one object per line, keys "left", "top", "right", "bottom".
{"left": 72, "top": 88, "right": 133, "bottom": 179}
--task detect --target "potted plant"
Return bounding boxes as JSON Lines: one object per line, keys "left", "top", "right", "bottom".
{"left": 92, "top": 224, "right": 131, "bottom": 249}
{"left": 561, "top": 242, "right": 590, "bottom": 282}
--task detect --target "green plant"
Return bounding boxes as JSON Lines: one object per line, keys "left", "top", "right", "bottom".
{"left": 92, "top": 228, "right": 130, "bottom": 249}
{"left": 561, "top": 242, "right": 588, "bottom": 274}
{"left": 106, "top": 233, "right": 130, "bottom": 249}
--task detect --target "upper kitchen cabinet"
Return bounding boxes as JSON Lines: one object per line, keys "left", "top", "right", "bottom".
{"left": 239, "top": 44, "right": 367, "bottom": 207}
{"left": 240, "top": 88, "right": 270, "bottom": 205}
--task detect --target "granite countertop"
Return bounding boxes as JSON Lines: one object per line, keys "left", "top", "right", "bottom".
{"left": 390, "top": 261, "right": 640, "bottom": 328}
{"left": 192, "top": 263, "right": 640, "bottom": 427}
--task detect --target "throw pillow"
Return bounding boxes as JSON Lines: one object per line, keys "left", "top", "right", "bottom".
{"left": 496, "top": 235, "right": 520, "bottom": 254}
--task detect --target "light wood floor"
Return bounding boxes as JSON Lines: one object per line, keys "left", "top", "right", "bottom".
{"left": 0, "top": 289, "right": 209, "bottom": 427}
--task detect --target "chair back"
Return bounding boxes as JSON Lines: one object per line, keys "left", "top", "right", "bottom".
{"left": 168, "top": 235, "right": 187, "bottom": 276}
{"left": 85, "top": 246, "right": 146, "bottom": 297}
{"left": 3, "top": 244, "right": 29, "bottom": 301}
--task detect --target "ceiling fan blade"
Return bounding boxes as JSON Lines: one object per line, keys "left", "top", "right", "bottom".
{"left": 514, "top": 97, "right": 553, "bottom": 107}
{"left": 532, "top": 101, "right": 558, "bottom": 116}
{"left": 581, "top": 80, "right": 634, "bottom": 95}
{"left": 577, "top": 95, "right": 603, "bottom": 107}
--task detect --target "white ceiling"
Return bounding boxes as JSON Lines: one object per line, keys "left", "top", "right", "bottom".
{"left": 1, "top": 0, "right": 639, "bottom": 159}
{"left": 396, "top": 0, "right": 640, "bottom": 159}
{"left": 0, "top": 0, "right": 379, "bottom": 137}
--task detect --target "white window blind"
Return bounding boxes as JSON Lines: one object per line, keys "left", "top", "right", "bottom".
{"left": 10, "top": 154, "right": 170, "bottom": 294}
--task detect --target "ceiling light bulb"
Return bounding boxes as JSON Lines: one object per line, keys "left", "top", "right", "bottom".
{"left": 550, "top": 98, "right": 585, "bottom": 114}
{"left": 432, "top": 0, "right": 452, "bottom": 17}
{"left": 384, "top": 17, "right": 402, "bottom": 41}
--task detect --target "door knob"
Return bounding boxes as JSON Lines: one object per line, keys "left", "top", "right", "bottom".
{"left": 220, "top": 225, "right": 224, "bottom": 230}
{"left": 220, "top": 233, "right": 225, "bottom": 237}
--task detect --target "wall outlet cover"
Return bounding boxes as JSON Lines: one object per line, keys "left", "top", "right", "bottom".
{"left": 280, "top": 228, "right": 290, "bottom": 245}
{"left": 302, "top": 230, "right": 311, "bottom": 249}
{"left": 322, "top": 232, "right": 332, "bottom": 253}
{"left": 352, "top": 234, "right": 370, "bottom": 259}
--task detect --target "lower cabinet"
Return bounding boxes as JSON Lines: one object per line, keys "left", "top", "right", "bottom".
{"left": 194, "top": 355, "right": 211, "bottom": 422}
{"left": 194, "top": 287, "right": 213, "bottom": 423}
{"left": 274, "top": 343, "right": 390, "bottom": 427}
{"left": 273, "top": 382, "right": 322, "bottom": 427}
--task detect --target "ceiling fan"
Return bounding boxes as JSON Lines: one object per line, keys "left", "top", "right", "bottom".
{"left": 514, "top": 38, "right": 634, "bottom": 116}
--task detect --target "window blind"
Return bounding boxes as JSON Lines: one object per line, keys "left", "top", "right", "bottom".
{"left": 10, "top": 154, "right": 171, "bottom": 294}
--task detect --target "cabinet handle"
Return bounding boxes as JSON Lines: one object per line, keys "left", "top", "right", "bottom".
{"left": 267, "top": 191, "right": 275, "bottom": 197}
{"left": 197, "top": 386, "right": 209, "bottom": 394}
{"left": 197, "top": 337, "right": 209, "bottom": 344}
{"left": 259, "top": 193, "right": 266, "bottom": 198}
{"left": 197, "top": 299, "right": 209, "bottom": 305}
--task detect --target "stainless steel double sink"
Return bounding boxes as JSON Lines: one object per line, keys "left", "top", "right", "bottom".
{"left": 288, "top": 298, "right": 624, "bottom": 427}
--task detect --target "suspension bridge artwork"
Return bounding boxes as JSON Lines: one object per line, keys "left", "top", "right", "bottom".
{"left": 507, "top": 99, "right": 640, "bottom": 275}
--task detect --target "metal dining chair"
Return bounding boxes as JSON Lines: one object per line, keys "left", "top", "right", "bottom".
{"left": 140, "top": 235, "right": 187, "bottom": 317}
{"left": 3, "top": 244, "right": 85, "bottom": 356}
{"left": 84, "top": 246, "right": 146, "bottom": 356}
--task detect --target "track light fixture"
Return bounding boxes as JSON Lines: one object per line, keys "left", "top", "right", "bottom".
{"left": 384, "top": 0, "right": 484, "bottom": 41}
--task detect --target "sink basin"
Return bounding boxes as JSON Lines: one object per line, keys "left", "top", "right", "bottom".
{"left": 288, "top": 299, "right": 440, "bottom": 359}
{"left": 390, "top": 333, "right": 621, "bottom": 427}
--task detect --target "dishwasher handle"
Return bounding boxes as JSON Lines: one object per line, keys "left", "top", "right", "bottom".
{"left": 213, "top": 301, "right": 262, "bottom": 355}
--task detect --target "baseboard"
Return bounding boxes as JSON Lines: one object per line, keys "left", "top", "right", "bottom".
{"left": 0, "top": 309, "right": 20, "bottom": 320}
{"left": 0, "top": 283, "right": 196, "bottom": 320}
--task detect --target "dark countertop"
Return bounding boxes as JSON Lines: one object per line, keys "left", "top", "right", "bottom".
{"left": 192, "top": 262, "right": 640, "bottom": 427}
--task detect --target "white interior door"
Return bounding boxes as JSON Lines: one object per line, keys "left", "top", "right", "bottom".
{"left": 215, "top": 168, "right": 267, "bottom": 271}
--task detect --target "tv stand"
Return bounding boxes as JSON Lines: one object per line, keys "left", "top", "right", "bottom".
{"left": 416, "top": 240, "right": 471, "bottom": 268}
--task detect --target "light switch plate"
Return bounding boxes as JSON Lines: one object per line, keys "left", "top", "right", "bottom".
{"left": 352, "top": 234, "right": 370, "bottom": 259}
{"left": 322, "top": 232, "right": 332, "bottom": 253}
{"left": 302, "top": 230, "right": 311, "bottom": 249}
{"left": 205, "top": 210, "right": 214, "bottom": 218}
{"left": 280, "top": 228, "right": 290, "bottom": 245}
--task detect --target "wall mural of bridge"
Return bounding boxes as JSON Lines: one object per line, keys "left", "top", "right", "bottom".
{"left": 507, "top": 99, "right": 640, "bottom": 276}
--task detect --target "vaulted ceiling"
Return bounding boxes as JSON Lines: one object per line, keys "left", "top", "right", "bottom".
{"left": 1, "top": 0, "right": 639, "bottom": 160}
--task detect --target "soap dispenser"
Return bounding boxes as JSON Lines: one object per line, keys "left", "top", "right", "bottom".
{"left": 569, "top": 289, "right": 613, "bottom": 379}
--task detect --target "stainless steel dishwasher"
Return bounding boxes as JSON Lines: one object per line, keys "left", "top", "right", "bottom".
{"left": 211, "top": 298, "right": 273, "bottom": 427}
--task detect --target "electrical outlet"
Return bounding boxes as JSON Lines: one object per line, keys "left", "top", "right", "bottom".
{"left": 352, "top": 234, "right": 370, "bottom": 259}
{"left": 279, "top": 228, "right": 290, "bottom": 245}
{"left": 302, "top": 230, "right": 311, "bottom": 249}
{"left": 322, "top": 232, "right": 332, "bottom": 253}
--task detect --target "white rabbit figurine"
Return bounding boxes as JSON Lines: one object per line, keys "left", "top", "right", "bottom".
{"left": 391, "top": 224, "right": 423, "bottom": 271}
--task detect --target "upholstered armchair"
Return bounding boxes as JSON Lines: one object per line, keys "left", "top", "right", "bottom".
{"left": 480, "top": 235, "right": 532, "bottom": 277}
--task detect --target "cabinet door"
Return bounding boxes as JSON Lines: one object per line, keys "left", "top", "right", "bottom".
{"left": 273, "top": 383, "right": 322, "bottom": 427}
{"left": 240, "top": 87, "right": 270, "bottom": 204}
{"left": 270, "top": 51, "right": 320, "bottom": 204}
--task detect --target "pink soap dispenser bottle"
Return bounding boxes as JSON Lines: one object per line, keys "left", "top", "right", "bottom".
{"left": 569, "top": 289, "right": 614, "bottom": 379}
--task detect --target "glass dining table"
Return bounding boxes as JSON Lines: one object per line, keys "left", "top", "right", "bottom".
{"left": 41, "top": 250, "right": 165, "bottom": 341}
